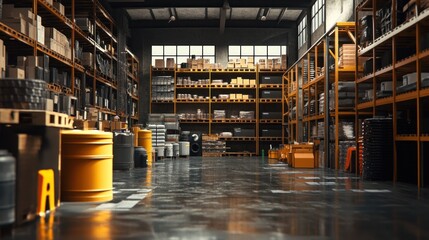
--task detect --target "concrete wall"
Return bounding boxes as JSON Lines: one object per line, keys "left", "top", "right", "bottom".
{"left": 130, "top": 28, "right": 296, "bottom": 123}
{"left": 326, "top": 0, "right": 355, "bottom": 30}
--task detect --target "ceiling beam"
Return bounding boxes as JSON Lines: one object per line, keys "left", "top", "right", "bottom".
{"left": 130, "top": 19, "right": 296, "bottom": 28}
{"left": 109, "top": 0, "right": 312, "bottom": 9}
{"left": 277, "top": 8, "right": 287, "bottom": 24}
{"left": 149, "top": 9, "right": 156, "bottom": 20}
{"left": 256, "top": 8, "right": 263, "bottom": 20}
{"left": 220, "top": 0, "right": 229, "bottom": 34}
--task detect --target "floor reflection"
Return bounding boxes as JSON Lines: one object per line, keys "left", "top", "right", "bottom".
{"left": 3, "top": 157, "right": 429, "bottom": 239}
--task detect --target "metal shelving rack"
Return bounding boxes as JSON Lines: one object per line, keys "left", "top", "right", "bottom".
{"left": 150, "top": 66, "right": 286, "bottom": 156}
{"left": 285, "top": 22, "right": 357, "bottom": 170}
{"left": 0, "top": 0, "right": 140, "bottom": 120}
{"left": 355, "top": 0, "right": 429, "bottom": 187}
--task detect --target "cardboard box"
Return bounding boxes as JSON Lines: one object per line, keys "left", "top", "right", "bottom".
{"left": 111, "top": 121, "right": 122, "bottom": 131}
{"left": 53, "top": 2, "right": 65, "bottom": 15}
{"left": 230, "top": 78, "right": 237, "bottom": 84}
{"left": 229, "top": 93, "right": 236, "bottom": 99}
{"left": 290, "top": 144, "right": 315, "bottom": 168}
{"left": 293, "top": 152, "right": 315, "bottom": 168}
{"left": 7, "top": 66, "right": 25, "bottom": 79}
{"left": 243, "top": 79, "right": 250, "bottom": 85}
{"left": 250, "top": 79, "right": 256, "bottom": 86}
{"left": 45, "top": 98, "right": 54, "bottom": 111}
{"left": 166, "top": 58, "right": 175, "bottom": 68}
{"left": 73, "top": 120, "right": 98, "bottom": 130}
{"left": 236, "top": 93, "right": 242, "bottom": 99}
{"left": 3, "top": 18, "right": 27, "bottom": 35}
{"left": 27, "top": 22, "right": 36, "bottom": 40}
{"left": 2, "top": 7, "right": 34, "bottom": 22}
{"left": 155, "top": 59, "right": 165, "bottom": 68}
{"left": 82, "top": 52, "right": 93, "bottom": 68}
{"left": 242, "top": 95, "right": 249, "bottom": 99}
{"left": 37, "top": 25, "right": 45, "bottom": 45}
{"left": 25, "top": 66, "right": 36, "bottom": 79}
{"left": 17, "top": 56, "right": 27, "bottom": 67}
{"left": 237, "top": 78, "right": 243, "bottom": 85}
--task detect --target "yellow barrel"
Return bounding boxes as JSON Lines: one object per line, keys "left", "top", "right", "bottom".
{"left": 131, "top": 126, "right": 141, "bottom": 147}
{"left": 61, "top": 130, "right": 113, "bottom": 202}
{"left": 138, "top": 129, "right": 153, "bottom": 165}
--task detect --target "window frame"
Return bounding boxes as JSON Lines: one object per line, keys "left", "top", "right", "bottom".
{"left": 151, "top": 45, "right": 216, "bottom": 67}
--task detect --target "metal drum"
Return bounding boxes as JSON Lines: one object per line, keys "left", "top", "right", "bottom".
{"left": 165, "top": 143, "right": 173, "bottom": 158}
{"left": 61, "top": 130, "right": 113, "bottom": 202}
{"left": 179, "top": 141, "right": 190, "bottom": 157}
{"left": 113, "top": 132, "right": 134, "bottom": 170}
{"left": 173, "top": 143, "right": 180, "bottom": 158}
{"left": 134, "top": 147, "right": 148, "bottom": 168}
{"left": 155, "top": 146, "right": 165, "bottom": 158}
{"left": 138, "top": 129, "right": 153, "bottom": 166}
{"left": 0, "top": 150, "right": 15, "bottom": 226}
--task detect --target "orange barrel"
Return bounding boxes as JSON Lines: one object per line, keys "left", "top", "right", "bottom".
{"left": 61, "top": 130, "right": 113, "bottom": 202}
{"left": 138, "top": 129, "right": 153, "bottom": 165}
{"left": 268, "top": 149, "right": 279, "bottom": 159}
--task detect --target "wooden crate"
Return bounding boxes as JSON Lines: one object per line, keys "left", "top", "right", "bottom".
{"left": 0, "top": 109, "right": 73, "bottom": 129}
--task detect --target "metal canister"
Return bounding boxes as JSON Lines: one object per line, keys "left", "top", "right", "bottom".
{"left": 113, "top": 132, "right": 134, "bottom": 170}
{"left": 0, "top": 150, "right": 15, "bottom": 226}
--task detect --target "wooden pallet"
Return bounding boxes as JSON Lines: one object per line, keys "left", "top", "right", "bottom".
{"left": 222, "top": 152, "right": 254, "bottom": 157}
{"left": 219, "top": 137, "right": 256, "bottom": 141}
{"left": 212, "top": 119, "right": 255, "bottom": 123}
{"left": 212, "top": 99, "right": 255, "bottom": 103}
{"left": 259, "top": 137, "right": 282, "bottom": 141}
{"left": 202, "top": 152, "right": 223, "bottom": 157}
{"left": 260, "top": 84, "right": 282, "bottom": 88}
{"left": 260, "top": 98, "right": 282, "bottom": 103}
{"left": 47, "top": 83, "right": 61, "bottom": 92}
{"left": 62, "top": 86, "right": 73, "bottom": 95}
{"left": 259, "top": 119, "right": 282, "bottom": 124}
{"left": 152, "top": 67, "right": 175, "bottom": 71}
{"left": 221, "top": 68, "right": 255, "bottom": 72}
{"left": 0, "top": 109, "right": 74, "bottom": 129}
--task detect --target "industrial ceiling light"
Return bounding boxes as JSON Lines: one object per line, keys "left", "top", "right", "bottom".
{"left": 260, "top": 15, "right": 267, "bottom": 21}
{"left": 168, "top": 15, "right": 176, "bottom": 23}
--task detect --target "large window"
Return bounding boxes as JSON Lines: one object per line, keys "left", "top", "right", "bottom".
{"left": 228, "top": 45, "right": 287, "bottom": 63}
{"left": 298, "top": 16, "right": 307, "bottom": 48}
{"left": 151, "top": 45, "right": 216, "bottom": 66}
{"left": 311, "top": 0, "right": 325, "bottom": 33}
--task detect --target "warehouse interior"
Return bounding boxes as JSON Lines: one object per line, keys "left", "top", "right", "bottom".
{"left": 1, "top": 0, "right": 429, "bottom": 239}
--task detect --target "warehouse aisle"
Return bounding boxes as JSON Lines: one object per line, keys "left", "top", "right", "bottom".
{"left": 4, "top": 157, "right": 429, "bottom": 239}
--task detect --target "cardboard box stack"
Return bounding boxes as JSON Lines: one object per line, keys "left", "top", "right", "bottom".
{"left": 45, "top": 27, "right": 72, "bottom": 59}
{"left": 339, "top": 44, "right": 356, "bottom": 67}
{"left": 258, "top": 59, "right": 266, "bottom": 69}
{"left": 53, "top": 2, "right": 65, "bottom": 15}
{"left": 227, "top": 58, "right": 256, "bottom": 69}
{"left": 16, "top": 56, "right": 45, "bottom": 80}
{"left": 281, "top": 54, "right": 287, "bottom": 69}
{"left": 1, "top": 5, "right": 36, "bottom": 39}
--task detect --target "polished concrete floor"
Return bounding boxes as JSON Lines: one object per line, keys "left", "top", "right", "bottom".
{"left": 3, "top": 156, "right": 429, "bottom": 240}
